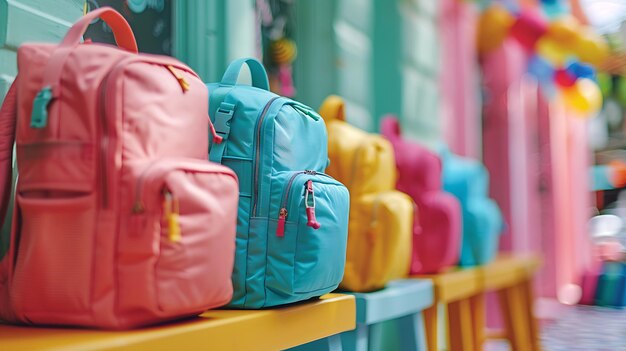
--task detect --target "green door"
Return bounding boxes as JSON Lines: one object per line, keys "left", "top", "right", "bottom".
{"left": 173, "top": 0, "right": 256, "bottom": 82}
{"left": 294, "top": 0, "right": 441, "bottom": 143}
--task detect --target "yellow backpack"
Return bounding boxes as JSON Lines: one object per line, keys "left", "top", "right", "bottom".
{"left": 319, "top": 96, "right": 414, "bottom": 292}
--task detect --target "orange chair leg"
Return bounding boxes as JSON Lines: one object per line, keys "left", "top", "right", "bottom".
{"left": 521, "top": 279, "right": 541, "bottom": 351}
{"left": 423, "top": 305, "right": 439, "bottom": 351}
{"left": 470, "top": 294, "right": 485, "bottom": 351}
{"left": 499, "top": 284, "right": 532, "bottom": 351}
{"left": 447, "top": 299, "right": 475, "bottom": 351}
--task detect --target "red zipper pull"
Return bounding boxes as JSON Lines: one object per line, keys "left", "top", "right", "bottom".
{"left": 208, "top": 116, "right": 224, "bottom": 144}
{"left": 305, "top": 180, "right": 321, "bottom": 229}
{"left": 276, "top": 208, "right": 288, "bottom": 237}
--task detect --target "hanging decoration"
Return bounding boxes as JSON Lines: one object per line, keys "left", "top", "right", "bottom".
{"left": 476, "top": 0, "right": 609, "bottom": 116}
{"left": 258, "top": 0, "right": 297, "bottom": 98}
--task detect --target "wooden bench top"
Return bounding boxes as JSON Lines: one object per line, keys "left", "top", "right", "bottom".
{"left": 412, "top": 254, "right": 542, "bottom": 303}
{"left": 349, "top": 279, "right": 434, "bottom": 325}
{"left": 0, "top": 293, "right": 356, "bottom": 351}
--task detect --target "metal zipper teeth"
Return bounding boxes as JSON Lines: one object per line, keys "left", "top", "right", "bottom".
{"left": 251, "top": 96, "right": 280, "bottom": 216}
{"left": 279, "top": 171, "right": 306, "bottom": 213}
{"left": 279, "top": 171, "right": 333, "bottom": 216}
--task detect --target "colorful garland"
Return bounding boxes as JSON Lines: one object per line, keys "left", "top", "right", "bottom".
{"left": 477, "top": 1, "right": 608, "bottom": 116}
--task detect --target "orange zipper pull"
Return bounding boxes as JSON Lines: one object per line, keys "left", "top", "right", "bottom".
{"left": 167, "top": 65, "right": 190, "bottom": 92}
{"left": 163, "top": 190, "right": 182, "bottom": 243}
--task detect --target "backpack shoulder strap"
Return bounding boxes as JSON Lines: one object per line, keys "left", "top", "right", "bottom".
{"left": 0, "top": 79, "right": 17, "bottom": 226}
{"left": 319, "top": 95, "right": 345, "bottom": 123}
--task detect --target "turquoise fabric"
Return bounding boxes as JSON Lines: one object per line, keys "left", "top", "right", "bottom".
{"left": 439, "top": 147, "right": 503, "bottom": 267}
{"left": 207, "top": 58, "right": 350, "bottom": 308}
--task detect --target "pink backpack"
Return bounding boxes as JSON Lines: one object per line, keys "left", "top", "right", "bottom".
{"left": 381, "top": 116, "right": 461, "bottom": 273}
{"left": 0, "top": 8, "right": 239, "bottom": 329}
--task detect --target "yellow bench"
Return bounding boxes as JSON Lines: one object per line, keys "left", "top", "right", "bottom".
{"left": 0, "top": 294, "right": 356, "bottom": 351}
{"left": 414, "top": 255, "right": 541, "bottom": 351}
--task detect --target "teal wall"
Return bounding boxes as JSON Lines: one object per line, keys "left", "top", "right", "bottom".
{"left": 173, "top": 0, "right": 442, "bottom": 142}
{"left": 173, "top": 0, "right": 256, "bottom": 82}
{"left": 293, "top": 0, "right": 441, "bottom": 144}
{"left": 0, "top": 0, "right": 83, "bottom": 258}
{"left": 400, "top": 0, "right": 441, "bottom": 146}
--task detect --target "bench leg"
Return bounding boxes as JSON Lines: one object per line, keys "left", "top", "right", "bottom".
{"left": 447, "top": 299, "right": 475, "bottom": 351}
{"left": 521, "top": 279, "right": 540, "bottom": 351}
{"left": 499, "top": 284, "right": 532, "bottom": 351}
{"left": 396, "top": 312, "right": 427, "bottom": 351}
{"left": 423, "top": 305, "right": 439, "bottom": 351}
{"left": 341, "top": 323, "right": 368, "bottom": 351}
{"left": 470, "top": 294, "right": 485, "bottom": 351}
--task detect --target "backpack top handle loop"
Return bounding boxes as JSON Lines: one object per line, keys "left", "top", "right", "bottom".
{"left": 220, "top": 58, "right": 270, "bottom": 91}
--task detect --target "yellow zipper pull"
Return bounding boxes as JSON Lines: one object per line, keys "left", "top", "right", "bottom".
{"left": 167, "top": 65, "right": 190, "bottom": 93}
{"left": 163, "top": 190, "right": 182, "bottom": 243}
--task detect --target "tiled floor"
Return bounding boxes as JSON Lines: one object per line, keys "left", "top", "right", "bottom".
{"left": 541, "top": 305, "right": 626, "bottom": 351}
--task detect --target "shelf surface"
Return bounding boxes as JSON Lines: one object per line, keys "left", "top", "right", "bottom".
{"left": 412, "top": 254, "right": 542, "bottom": 302}
{"left": 0, "top": 293, "right": 356, "bottom": 351}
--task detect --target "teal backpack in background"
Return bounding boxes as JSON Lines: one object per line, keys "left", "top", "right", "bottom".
{"left": 207, "top": 58, "right": 350, "bottom": 308}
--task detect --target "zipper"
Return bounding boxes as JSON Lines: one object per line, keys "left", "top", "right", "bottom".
{"left": 132, "top": 158, "right": 236, "bottom": 214}
{"left": 132, "top": 161, "right": 161, "bottom": 214}
{"left": 251, "top": 96, "right": 280, "bottom": 216}
{"left": 97, "top": 73, "right": 112, "bottom": 209}
{"left": 131, "top": 160, "right": 236, "bottom": 215}
{"left": 276, "top": 170, "right": 331, "bottom": 236}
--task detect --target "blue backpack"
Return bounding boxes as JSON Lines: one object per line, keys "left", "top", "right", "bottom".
{"left": 439, "top": 147, "right": 503, "bottom": 266}
{"left": 207, "top": 58, "right": 350, "bottom": 308}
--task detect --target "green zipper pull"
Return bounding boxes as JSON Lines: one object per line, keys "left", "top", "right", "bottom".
{"left": 31, "top": 86, "right": 53, "bottom": 129}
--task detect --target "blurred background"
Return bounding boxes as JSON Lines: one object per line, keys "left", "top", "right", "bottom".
{"left": 2, "top": 0, "right": 626, "bottom": 349}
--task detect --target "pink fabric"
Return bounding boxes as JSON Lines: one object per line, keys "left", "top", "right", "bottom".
{"left": 482, "top": 39, "right": 592, "bottom": 304}
{"left": 440, "top": 0, "right": 480, "bottom": 158}
{"left": 381, "top": 116, "right": 461, "bottom": 273}
{"left": 0, "top": 8, "right": 238, "bottom": 329}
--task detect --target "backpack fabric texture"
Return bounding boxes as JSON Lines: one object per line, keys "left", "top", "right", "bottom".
{"left": 380, "top": 116, "right": 461, "bottom": 274}
{"left": 439, "top": 146, "right": 503, "bottom": 266}
{"left": 319, "top": 96, "right": 412, "bottom": 292}
{"left": 207, "top": 59, "right": 350, "bottom": 309}
{"left": 0, "top": 8, "right": 238, "bottom": 329}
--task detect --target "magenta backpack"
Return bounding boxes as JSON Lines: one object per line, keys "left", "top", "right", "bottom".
{"left": 380, "top": 116, "right": 461, "bottom": 273}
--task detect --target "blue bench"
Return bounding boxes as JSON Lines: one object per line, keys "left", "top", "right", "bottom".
{"left": 288, "top": 279, "right": 433, "bottom": 351}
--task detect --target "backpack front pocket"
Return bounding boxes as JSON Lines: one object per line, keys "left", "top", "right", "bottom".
{"left": 119, "top": 159, "right": 237, "bottom": 318}
{"left": 346, "top": 192, "right": 414, "bottom": 292}
{"left": 266, "top": 171, "right": 349, "bottom": 297}
{"left": 11, "top": 192, "right": 96, "bottom": 320}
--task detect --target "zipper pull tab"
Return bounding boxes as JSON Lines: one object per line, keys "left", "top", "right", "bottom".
{"left": 166, "top": 65, "right": 190, "bottom": 92}
{"left": 163, "top": 190, "right": 182, "bottom": 243}
{"left": 305, "top": 180, "right": 321, "bottom": 229}
{"left": 276, "top": 208, "right": 288, "bottom": 237}
{"left": 208, "top": 116, "right": 224, "bottom": 144}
